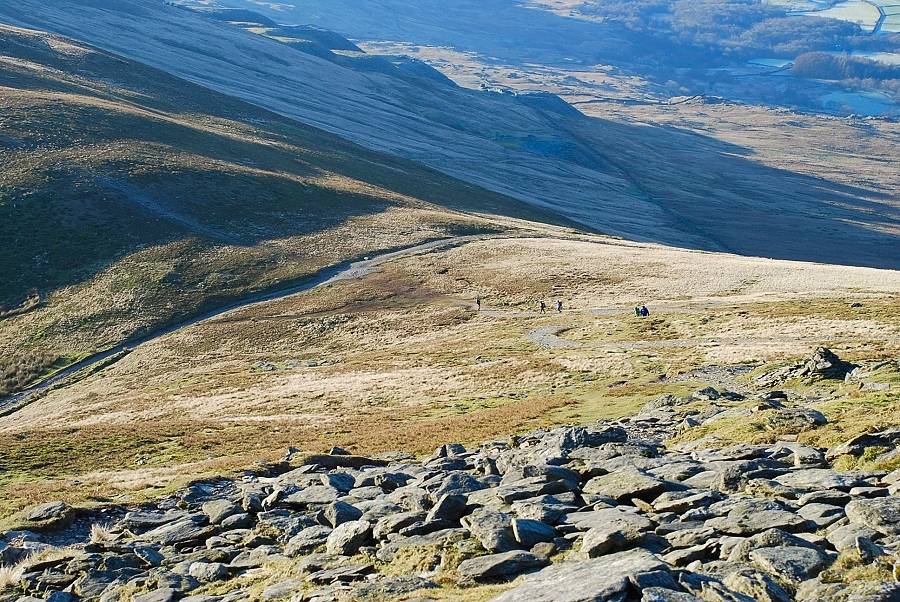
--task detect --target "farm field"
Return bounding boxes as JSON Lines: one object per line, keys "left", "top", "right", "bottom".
{"left": 802, "top": 0, "right": 882, "bottom": 32}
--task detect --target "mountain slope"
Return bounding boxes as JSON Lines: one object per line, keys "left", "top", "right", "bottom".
{"left": 2, "top": 0, "right": 898, "bottom": 270}
{"left": 0, "top": 23, "right": 567, "bottom": 395}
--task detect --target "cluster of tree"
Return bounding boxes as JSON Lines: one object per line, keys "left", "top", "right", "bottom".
{"left": 576, "top": 0, "right": 894, "bottom": 63}
{"left": 792, "top": 52, "right": 900, "bottom": 81}
{"left": 0, "top": 351, "right": 56, "bottom": 396}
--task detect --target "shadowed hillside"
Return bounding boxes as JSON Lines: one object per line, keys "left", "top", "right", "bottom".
{"left": 2, "top": 0, "right": 898, "bottom": 271}
{"left": 0, "top": 23, "right": 569, "bottom": 394}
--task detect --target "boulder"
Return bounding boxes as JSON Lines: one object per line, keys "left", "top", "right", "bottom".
{"left": 188, "top": 562, "right": 230, "bottom": 583}
{"left": 722, "top": 569, "right": 791, "bottom": 602}
{"left": 774, "top": 469, "right": 866, "bottom": 491}
{"left": 461, "top": 507, "right": 516, "bottom": 553}
{"left": 749, "top": 545, "right": 829, "bottom": 583}
{"left": 845, "top": 498, "right": 900, "bottom": 535}
{"left": 583, "top": 471, "right": 668, "bottom": 502}
{"left": 457, "top": 550, "right": 548, "bottom": 581}
{"left": 325, "top": 520, "right": 372, "bottom": 555}
{"left": 798, "top": 503, "right": 844, "bottom": 528}
{"left": 706, "top": 510, "right": 809, "bottom": 536}
{"left": 425, "top": 493, "right": 467, "bottom": 523}
{"left": 284, "top": 526, "right": 332, "bottom": 556}
{"left": 140, "top": 516, "right": 214, "bottom": 547}
{"left": 24, "top": 501, "right": 75, "bottom": 530}
{"left": 134, "top": 590, "right": 177, "bottom": 602}
{"left": 283, "top": 486, "right": 340, "bottom": 507}
{"left": 492, "top": 548, "right": 668, "bottom": 602}
{"left": 201, "top": 499, "right": 241, "bottom": 525}
{"left": 511, "top": 518, "right": 556, "bottom": 548}
{"left": 321, "top": 500, "right": 363, "bottom": 527}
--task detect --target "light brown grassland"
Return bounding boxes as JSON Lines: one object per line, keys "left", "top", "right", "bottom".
{"left": 0, "top": 235, "right": 898, "bottom": 521}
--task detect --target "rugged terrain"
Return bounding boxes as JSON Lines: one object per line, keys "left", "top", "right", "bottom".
{"left": 1, "top": 3, "right": 899, "bottom": 601}
{"left": 1, "top": 362, "right": 900, "bottom": 601}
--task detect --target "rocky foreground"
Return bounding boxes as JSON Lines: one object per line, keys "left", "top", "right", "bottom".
{"left": 2, "top": 383, "right": 900, "bottom": 602}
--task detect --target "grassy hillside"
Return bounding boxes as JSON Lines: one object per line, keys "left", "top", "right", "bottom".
{"left": 1, "top": 233, "right": 897, "bottom": 519}
{"left": 0, "top": 24, "right": 570, "bottom": 394}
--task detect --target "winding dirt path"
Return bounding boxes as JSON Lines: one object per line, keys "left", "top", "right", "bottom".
{"left": 0, "top": 234, "right": 501, "bottom": 413}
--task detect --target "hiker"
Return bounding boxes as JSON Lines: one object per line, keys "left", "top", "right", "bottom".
{"left": 556, "top": 300, "right": 563, "bottom": 313}
{"left": 476, "top": 296, "right": 481, "bottom": 311}
{"left": 640, "top": 305, "right": 650, "bottom": 317}
{"left": 634, "top": 306, "right": 641, "bottom": 317}
{"left": 540, "top": 300, "right": 547, "bottom": 313}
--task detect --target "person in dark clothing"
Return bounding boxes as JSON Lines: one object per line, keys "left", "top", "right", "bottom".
{"left": 640, "top": 305, "right": 650, "bottom": 317}
{"left": 556, "top": 300, "right": 563, "bottom": 313}
{"left": 476, "top": 296, "right": 481, "bottom": 311}
{"left": 540, "top": 300, "right": 547, "bottom": 313}
{"left": 634, "top": 306, "right": 641, "bottom": 317}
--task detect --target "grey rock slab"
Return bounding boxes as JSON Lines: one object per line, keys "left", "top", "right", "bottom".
{"left": 774, "top": 469, "right": 866, "bottom": 491}
{"left": 188, "top": 562, "right": 229, "bottom": 583}
{"left": 826, "top": 522, "right": 881, "bottom": 553}
{"left": 325, "top": 520, "right": 372, "bottom": 555}
{"left": 321, "top": 500, "right": 363, "bottom": 527}
{"left": 652, "top": 490, "right": 720, "bottom": 514}
{"left": 749, "top": 545, "right": 829, "bottom": 583}
{"left": 284, "top": 525, "right": 332, "bottom": 556}
{"left": 727, "top": 528, "right": 822, "bottom": 562}
{"left": 321, "top": 472, "right": 356, "bottom": 493}
{"left": 457, "top": 550, "right": 548, "bottom": 581}
{"left": 664, "top": 526, "right": 718, "bottom": 549}
{"left": 201, "top": 500, "right": 241, "bottom": 525}
{"left": 797, "top": 489, "right": 851, "bottom": 507}
{"left": 461, "top": 507, "right": 516, "bottom": 553}
{"left": 512, "top": 518, "right": 556, "bottom": 548}
{"left": 705, "top": 510, "right": 809, "bottom": 536}
{"left": 133, "top": 590, "right": 177, "bottom": 602}
{"left": 140, "top": 516, "right": 214, "bottom": 547}
{"left": 581, "top": 517, "right": 650, "bottom": 558}
{"left": 642, "top": 588, "right": 703, "bottom": 601}
{"left": 849, "top": 486, "right": 889, "bottom": 498}
{"left": 220, "top": 512, "right": 252, "bottom": 530}
{"left": 661, "top": 540, "right": 718, "bottom": 567}
{"left": 845, "top": 497, "right": 900, "bottom": 535}
{"left": 351, "top": 576, "right": 437, "bottom": 600}
{"left": 562, "top": 508, "right": 654, "bottom": 533}
{"left": 798, "top": 503, "right": 844, "bottom": 528}
{"left": 373, "top": 510, "right": 427, "bottom": 540}
{"left": 583, "top": 471, "right": 668, "bottom": 501}
{"left": 492, "top": 548, "right": 668, "bottom": 602}
{"left": 260, "top": 579, "right": 304, "bottom": 601}
{"left": 425, "top": 493, "right": 467, "bottom": 523}
{"left": 722, "top": 568, "right": 790, "bottom": 602}
{"left": 306, "top": 563, "right": 373, "bottom": 585}
{"left": 426, "top": 472, "right": 486, "bottom": 500}
{"left": 25, "top": 501, "right": 73, "bottom": 523}
{"left": 283, "top": 485, "right": 340, "bottom": 506}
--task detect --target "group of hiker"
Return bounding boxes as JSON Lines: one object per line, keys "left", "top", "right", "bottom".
{"left": 475, "top": 296, "right": 649, "bottom": 317}
{"left": 475, "top": 297, "right": 562, "bottom": 313}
